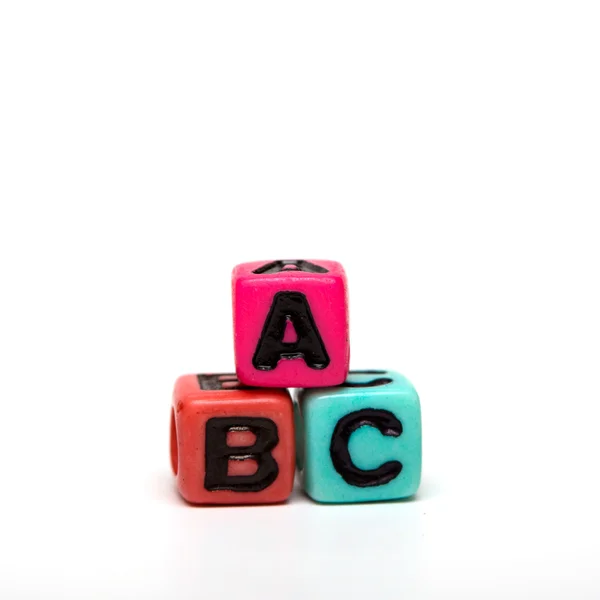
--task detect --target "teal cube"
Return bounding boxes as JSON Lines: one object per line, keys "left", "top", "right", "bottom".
{"left": 295, "top": 370, "right": 422, "bottom": 503}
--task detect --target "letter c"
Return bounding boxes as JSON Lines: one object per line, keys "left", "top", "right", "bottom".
{"left": 330, "top": 409, "right": 403, "bottom": 487}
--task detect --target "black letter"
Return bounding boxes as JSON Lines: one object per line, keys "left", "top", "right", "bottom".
{"left": 252, "top": 291, "right": 330, "bottom": 371}
{"left": 330, "top": 409, "right": 403, "bottom": 487}
{"left": 204, "top": 417, "right": 279, "bottom": 492}
{"left": 252, "top": 260, "right": 329, "bottom": 274}
{"left": 197, "top": 373, "right": 248, "bottom": 391}
{"left": 341, "top": 371, "right": 393, "bottom": 387}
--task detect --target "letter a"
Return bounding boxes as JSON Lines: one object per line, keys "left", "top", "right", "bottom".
{"left": 252, "top": 291, "right": 330, "bottom": 371}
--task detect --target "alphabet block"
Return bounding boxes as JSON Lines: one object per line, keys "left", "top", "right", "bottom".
{"left": 232, "top": 259, "right": 350, "bottom": 388}
{"left": 295, "top": 370, "right": 421, "bottom": 503}
{"left": 170, "top": 373, "right": 295, "bottom": 505}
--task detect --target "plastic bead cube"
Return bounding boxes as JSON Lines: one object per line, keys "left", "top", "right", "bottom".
{"left": 232, "top": 259, "right": 350, "bottom": 388}
{"left": 295, "top": 370, "right": 422, "bottom": 503}
{"left": 170, "top": 373, "right": 295, "bottom": 505}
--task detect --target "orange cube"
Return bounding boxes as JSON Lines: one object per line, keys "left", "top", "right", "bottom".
{"left": 170, "top": 373, "right": 295, "bottom": 505}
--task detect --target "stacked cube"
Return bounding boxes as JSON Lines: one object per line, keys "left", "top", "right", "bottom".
{"left": 170, "top": 259, "right": 422, "bottom": 505}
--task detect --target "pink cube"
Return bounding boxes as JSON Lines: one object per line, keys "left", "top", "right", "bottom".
{"left": 232, "top": 260, "right": 350, "bottom": 388}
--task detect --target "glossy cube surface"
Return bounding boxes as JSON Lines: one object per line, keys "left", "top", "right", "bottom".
{"left": 171, "top": 373, "right": 295, "bottom": 505}
{"left": 296, "top": 370, "right": 421, "bottom": 503}
{"left": 233, "top": 259, "right": 349, "bottom": 388}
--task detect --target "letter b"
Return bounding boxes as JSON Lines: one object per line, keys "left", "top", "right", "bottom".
{"left": 170, "top": 373, "right": 295, "bottom": 505}
{"left": 204, "top": 416, "right": 280, "bottom": 492}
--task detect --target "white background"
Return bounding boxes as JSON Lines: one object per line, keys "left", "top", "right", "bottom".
{"left": 1, "top": 2, "right": 599, "bottom": 598}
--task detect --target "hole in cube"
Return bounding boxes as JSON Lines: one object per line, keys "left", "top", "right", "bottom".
{"left": 170, "top": 408, "right": 178, "bottom": 475}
